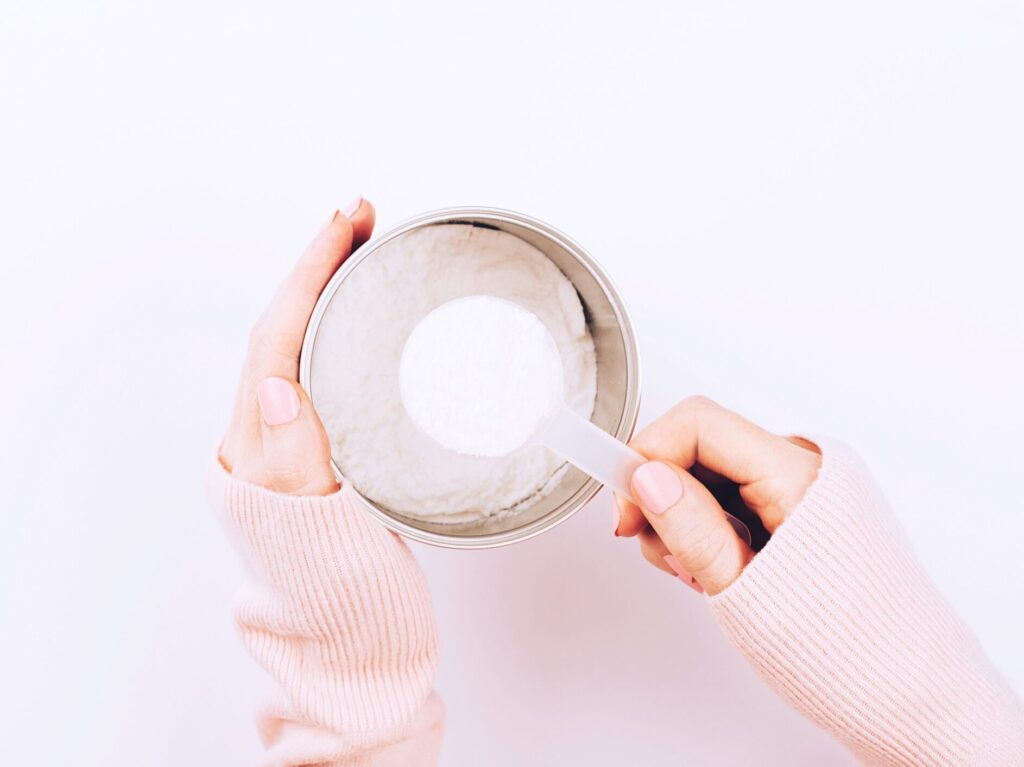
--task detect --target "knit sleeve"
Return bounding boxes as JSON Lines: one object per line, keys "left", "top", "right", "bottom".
{"left": 208, "top": 460, "right": 444, "bottom": 767}
{"left": 708, "top": 439, "right": 1024, "bottom": 766}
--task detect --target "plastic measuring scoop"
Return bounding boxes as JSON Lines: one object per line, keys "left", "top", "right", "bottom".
{"left": 399, "top": 295, "right": 752, "bottom": 546}
{"left": 537, "top": 403, "right": 752, "bottom": 545}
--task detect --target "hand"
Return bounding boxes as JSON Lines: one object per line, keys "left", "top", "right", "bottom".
{"left": 613, "top": 396, "right": 821, "bottom": 595}
{"left": 218, "top": 198, "right": 376, "bottom": 495}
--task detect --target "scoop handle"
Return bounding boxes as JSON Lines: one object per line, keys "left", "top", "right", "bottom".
{"left": 542, "top": 404, "right": 752, "bottom": 546}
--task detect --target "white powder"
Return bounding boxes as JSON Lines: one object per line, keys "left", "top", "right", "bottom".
{"left": 310, "top": 224, "right": 597, "bottom": 522}
{"left": 399, "top": 296, "right": 564, "bottom": 458}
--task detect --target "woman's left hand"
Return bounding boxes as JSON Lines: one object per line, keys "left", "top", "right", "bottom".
{"left": 218, "top": 197, "right": 375, "bottom": 495}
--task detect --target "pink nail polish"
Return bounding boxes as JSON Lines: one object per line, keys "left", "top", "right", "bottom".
{"left": 632, "top": 462, "right": 682, "bottom": 514}
{"left": 664, "top": 555, "right": 704, "bottom": 593}
{"left": 341, "top": 195, "right": 362, "bottom": 218}
{"left": 257, "top": 377, "right": 300, "bottom": 426}
{"left": 612, "top": 503, "right": 620, "bottom": 536}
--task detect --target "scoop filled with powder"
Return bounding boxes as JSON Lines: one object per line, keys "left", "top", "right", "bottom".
{"left": 399, "top": 296, "right": 565, "bottom": 458}
{"left": 398, "top": 296, "right": 669, "bottom": 515}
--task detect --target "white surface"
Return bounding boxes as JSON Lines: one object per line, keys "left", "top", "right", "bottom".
{"left": 1, "top": 1, "right": 1021, "bottom": 764}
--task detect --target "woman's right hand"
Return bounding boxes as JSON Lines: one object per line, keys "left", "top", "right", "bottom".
{"left": 613, "top": 396, "right": 822, "bottom": 595}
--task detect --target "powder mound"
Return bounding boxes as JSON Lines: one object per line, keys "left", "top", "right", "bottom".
{"left": 310, "top": 224, "right": 597, "bottom": 522}
{"left": 399, "top": 296, "right": 564, "bottom": 458}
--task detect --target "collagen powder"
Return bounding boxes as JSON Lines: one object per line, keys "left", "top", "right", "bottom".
{"left": 399, "top": 296, "right": 564, "bottom": 458}
{"left": 310, "top": 224, "right": 597, "bottom": 522}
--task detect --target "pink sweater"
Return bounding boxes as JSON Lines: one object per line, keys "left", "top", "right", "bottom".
{"left": 209, "top": 440, "right": 1024, "bottom": 766}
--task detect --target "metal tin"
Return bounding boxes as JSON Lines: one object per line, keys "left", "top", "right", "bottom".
{"left": 299, "top": 207, "right": 641, "bottom": 548}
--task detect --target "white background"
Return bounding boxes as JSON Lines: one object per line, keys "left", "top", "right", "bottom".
{"left": 2, "top": 1, "right": 1022, "bottom": 764}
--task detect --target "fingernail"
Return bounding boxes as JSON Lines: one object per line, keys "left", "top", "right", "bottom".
{"left": 664, "top": 555, "right": 704, "bottom": 593}
{"left": 341, "top": 195, "right": 362, "bottom": 218}
{"left": 632, "top": 462, "right": 682, "bottom": 514}
{"left": 612, "top": 502, "right": 620, "bottom": 536}
{"left": 257, "top": 377, "right": 300, "bottom": 426}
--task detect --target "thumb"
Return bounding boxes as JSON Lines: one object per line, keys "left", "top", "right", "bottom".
{"left": 254, "top": 377, "right": 339, "bottom": 495}
{"left": 631, "top": 460, "right": 754, "bottom": 595}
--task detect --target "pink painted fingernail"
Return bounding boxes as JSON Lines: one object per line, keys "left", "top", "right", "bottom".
{"left": 257, "top": 377, "right": 300, "bottom": 426}
{"left": 664, "top": 555, "right": 704, "bottom": 593}
{"left": 612, "top": 502, "right": 620, "bottom": 536}
{"left": 341, "top": 195, "right": 362, "bottom": 218}
{"left": 632, "top": 462, "right": 682, "bottom": 514}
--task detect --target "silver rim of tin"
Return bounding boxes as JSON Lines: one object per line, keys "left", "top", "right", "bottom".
{"left": 299, "top": 206, "right": 642, "bottom": 549}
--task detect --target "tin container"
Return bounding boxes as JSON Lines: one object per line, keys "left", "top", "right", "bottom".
{"left": 299, "top": 207, "right": 641, "bottom": 548}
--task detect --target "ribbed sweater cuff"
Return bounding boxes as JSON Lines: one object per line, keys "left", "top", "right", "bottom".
{"left": 207, "top": 460, "right": 440, "bottom": 751}
{"left": 709, "top": 439, "right": 1024, "bottom": 766}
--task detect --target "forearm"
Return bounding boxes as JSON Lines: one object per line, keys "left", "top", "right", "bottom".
{"left": 709, "top": 440, "right": 1024, "bottom": 766}
{"left": 209, "top": 461, "right": 443, "bottom": 766}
